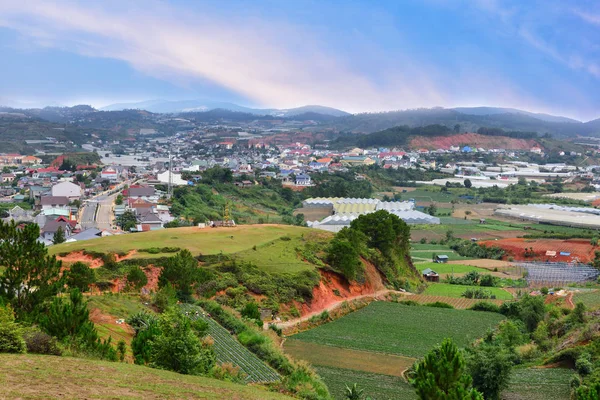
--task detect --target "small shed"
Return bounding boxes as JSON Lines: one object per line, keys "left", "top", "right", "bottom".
{"left": 435, "top": 255, "right": 449, "bottom": 263}
{"left": 422, "top": 268, "right": 440, "bottom": 282}
{"left": 545, "top": 250, "right": 557, "bottom": 257}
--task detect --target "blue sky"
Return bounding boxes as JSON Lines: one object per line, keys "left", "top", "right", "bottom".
{"left": 0, "top": 0, "right": 599, "bottom": 120}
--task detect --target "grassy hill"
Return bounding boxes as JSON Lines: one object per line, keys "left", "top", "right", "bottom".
{"left": 51, "top": 225, "right": 315, "bottom": 259}
{"left": 0, "top": 354, "right": 293, "bottom": 399}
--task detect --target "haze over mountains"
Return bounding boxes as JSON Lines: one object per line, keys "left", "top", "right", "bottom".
{"left": 3, "top": 100, "right": 600, "bottom": 137}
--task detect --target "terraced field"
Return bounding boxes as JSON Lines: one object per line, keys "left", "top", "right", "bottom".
{"left": 423, "top": 283, "right": 514, "bottom": 300}
{"left": 406, "top": 295, "right": 505, "bottom": 309}
{"left": 415, "top": 262, "right": 487, "bottom": 275}
{"left": 503, "top": 367, "right": 572, "bottom": 400}
{"left": 182, "top": 305, "right": 280, "bottom": 383}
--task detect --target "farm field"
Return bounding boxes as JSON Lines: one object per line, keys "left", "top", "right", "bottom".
{"left": 502, "top": 367, "right": 572, "bottom": 400}
{"left": 232, "top": 230, "right": 330, "bottom": 274}
{"left": 405, "top": 295, "right": 505, "bottom": 309}
{"left": 183, "top": 305, "right": 280, "bottom": 383}
{"left": 411, "top": 220, "right": 526, "bottom": 241}
{"left": 0, "top": 354, "right": 293, "bottom": 400}
{"left": 283, "top": 339, "right": 415, "bottom": 377}
{"left": 480, "top": 238, "right": 595, "bottom": 263}
{"left": 423, "top": 283, "right": 514, "bottom": 300}
{"left": 572, "top": 290, "right": 600, "bottom": 310}
{"left": 290, "top": 302, "right": 504, "bottom": 358}
{"left": 415, "top": 261, "right": 487, "bottom": 275}
{"left": 315, "top": 366, "right": 416, "bottom": 400}
{"left": 87, "top": 294, "right": 150, "bottom": 318}
{"left": 50, "top": 225, "right": 315, "bottom": 259}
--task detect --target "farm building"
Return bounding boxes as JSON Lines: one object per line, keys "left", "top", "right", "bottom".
{"left": 422, "top": 268, "right": 440, "bottom": 282}
{"left": 435, "top": 255, "right": 449, "bottom": 263}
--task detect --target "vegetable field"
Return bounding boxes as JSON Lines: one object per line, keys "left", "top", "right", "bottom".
{"left": 423, "top": 283, "right": 513, "bottom": 300}
{"left": 315, "top": 366, "right": 416, "bottom": 400}
{"left": 405, "top": 295, "right": 504, "bottom": 309}
{"left": 182, "top": 305, "right": 280, "bottom": 383}
{"left": 503, "top": 368, "right": 572, "bottom": 400}
{"left": 291, "top": 302, "right": 504, "bottom": 358}
{"left": 415, "top": 262, "right": 487, "bottom": 275}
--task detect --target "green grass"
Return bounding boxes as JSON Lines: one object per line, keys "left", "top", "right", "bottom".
{"left": 0, "top": 354, "right": 293, "bottom": 399}
{"left": 232, "top": 231, "right": 330, "bottom": 274}
{"left": 50, "top": 225, "right": 315, "bottom": 259}
{"left": 503, "top": 367, "right": 572, "bottom": 400}
{"left": 405, "top": 188, "right": 459, "bottom": 202}
{"left": 411, "top": 243, "right": 455, "bottom": 251}
{"left": 291, "top": 302, "right": 504, "bottom": 358}
{"left": 86, "top": 294, "right": 151, "bottom": 318}
{"left": 315, "top": 366, "right": 416, "bottom": 400}
{"left": 423, "top": 283, "right": 513, "bottom": 300}
{"left": 415, "top": 262, "right": 487, "bottom": 275}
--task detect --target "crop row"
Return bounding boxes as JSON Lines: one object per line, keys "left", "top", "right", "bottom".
{"left": 181, "top": 305, "right": 280, "bottom": 383}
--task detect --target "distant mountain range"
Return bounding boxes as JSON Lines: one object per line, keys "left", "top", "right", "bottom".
{"left": 101, "top": 99, "right": 351, "bottom": 117}
{"left": 2, "top": 100, "right": 600, "bottom": 137}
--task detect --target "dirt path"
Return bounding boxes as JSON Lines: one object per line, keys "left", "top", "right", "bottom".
{"left": 271, "top": 289, "right": 409, "bottom": 330}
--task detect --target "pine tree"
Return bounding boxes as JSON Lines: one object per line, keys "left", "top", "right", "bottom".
{"left": 39, "top": 288, "right": 94, "bottom": 340}
{"left": 52, "top": 226, "right": 66, "bottom": 244}
{"left": 66, "top": 262, "right": 96, "bottom": 292}
{"left": 412, "top": 338, "right": 483, "bottom": 400}
{"left": 0, "top": 221, "right": 65, "bottom": 319}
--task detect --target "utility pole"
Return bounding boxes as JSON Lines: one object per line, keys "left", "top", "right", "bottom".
{"left": 167, "top": 148, "right": 173, "bottom": 199}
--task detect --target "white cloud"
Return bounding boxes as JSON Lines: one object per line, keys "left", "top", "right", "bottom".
{"left": 0, "top": 0, "right": 596, "bottom": 120}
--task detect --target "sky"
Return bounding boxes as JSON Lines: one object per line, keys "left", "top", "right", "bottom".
{"left": 0, "top": 0, "right": 599, "bottom": 121}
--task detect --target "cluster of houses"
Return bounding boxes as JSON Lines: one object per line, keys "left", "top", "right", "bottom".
{"left": 115, "top": 185, "right": 174, "bottom": 232}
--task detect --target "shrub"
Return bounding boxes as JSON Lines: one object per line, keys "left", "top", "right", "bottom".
{"left": 268, "top": 324, "right": 282, "bottom": 337}
{"left": 127, "top": 266, "right": 148, "bottom": 290}
{"left": 210, "top": 362, "right": 247, "bottom": 384}
{"left": 540, "top": 287, "right": 549, "bottom": 295}
{"left": 23, "top": 330, "right": 61, "bottom": 355}
{"left": 469, "top": 302, "right": 501, "bottom": 313}
{"left": 420, "top": 238, "right": 427, "bottom": 244}
{"left": 576, "top": 353, "right": 593, "bottom": 376}
{"left": 0, "top": 305, "right": 26, "bottom": 354}
{"left": 425, "top": 301, "right": 454, "bottom": 309}
{"left": 66, "top": 262, "right": 96, "bottom": 292}
{"left": 398, "top": 300, "right": 419, "bottom": 306}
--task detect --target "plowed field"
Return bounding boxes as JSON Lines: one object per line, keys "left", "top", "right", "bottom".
{"left": 480, "top": 238, "right": 595, "bottom": 263}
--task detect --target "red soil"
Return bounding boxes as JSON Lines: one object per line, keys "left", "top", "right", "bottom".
{"left": 110, "top": 266, "right": 162, "bottom": 294}
{"left": 57, "top": 251, "right": 103, "bottom": 269}
{"left": 295, "top": 259, "right": 385, "bottom": 317}
{"left": 480, "top": 238, "right": 595, "bottom": 263}
{"left": 409, "top": 133, "right": 538, "bottom": 150}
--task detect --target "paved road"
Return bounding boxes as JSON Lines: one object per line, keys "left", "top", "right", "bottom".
{"left": 78, "top": 180, "right": 135, "bottom": 230}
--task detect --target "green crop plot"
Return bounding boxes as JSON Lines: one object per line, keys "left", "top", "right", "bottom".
{"left": 573, "top": 290, "right": 600, "bottom": 310}
{"left": 315, "top": 366, "right": 416, "bottom": 400}
{"left": 291, "top": 302, "right": 504, "bottom": 358}
{"left": 423, "top": 283, "right": 513, "bottom": 300}
{"left": 503, "top": 368, "right": 572, "bottom": 400}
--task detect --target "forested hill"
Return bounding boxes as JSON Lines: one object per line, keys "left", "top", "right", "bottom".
{"left": 325, "top": 108, "right": 600, "bottom": 136}
{"left": 333, "top": 124, "right": 542, "bottom": 149}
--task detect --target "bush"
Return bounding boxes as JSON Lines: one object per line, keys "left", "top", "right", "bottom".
{"left": 398, "top": 300, "right": 419, "bottom": 306}
{"left": 0, "top": 305, "right": 26, "bottom": 354}
{"left": 576, "top": 353, "right": 593, "bottom": 376}
{"left": 420, "top": 238, "right": 427, "bottom": 244}
{"left": 469, "top": 302, "right": 501, "bottom": 313}
{"left": 66, "top": 262, "right": 96, "bottom": 292}
{"left": 23, "top": 330, "right": 61, "bottom": 356}
{"left": 425, "top": 301, "right": 454, "bottom": 309}
{"left": 127, "top": 266, "right": 148, "bottom": 290}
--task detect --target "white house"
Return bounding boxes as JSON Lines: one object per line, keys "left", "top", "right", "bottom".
{"left": 295, "top": 174, "right": 312, "bottom": 186}
{"left": 101, "top": 166, "right": 119, "bottom": 182}
{"left": 51, "top": 181, "right": 82, "bottom": 200}
{"left": 156, "top": 171, "right": 188, "bottom": 186}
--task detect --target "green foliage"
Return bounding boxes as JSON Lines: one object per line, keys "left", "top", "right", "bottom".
{"left": 0, "top": 221, "right": 65, "bottom": 319}
{"left": 52, "top": 226, "right": 66, "bottom": 244}
{"left": 0, "top": 304, "right": 26, "bottom": 353}
{"left": 150, "top": 308, "right": 216, "bottom": 375}
{"left": 241, "top": 302, "right": 262, "bottom": 324}
{"left": 469, "top": 302, "right": 501, "bottom": 314}
{"left": 39, "top": 288, "right": 94, "bottom": 341}
{"left": 345, "top": 383, "right": 364, "bottom": 400}
{"left": 115, "top": 194, "right": 123, "bottom": 205}
{"left": 153, "top": 284, "right": 178, "bottom": 312}
{"left": 117, "top": 340, "right": 126, "bottom": 362}
{"left": 412, "top": 338, "right": 483, "bottom": 400}
{"left": 159, "top": 250, "right": 206, "bottom": 302}
{"left": 23, "top": 329, "right": 61, "bottom": 355}
{"left": 126, "top": 266, "right": 148, "bottom": 290}
{"left": 116, "top": 210, "right": 138, "bottom": 231}
{"left": 467, "top": 345, "right": 513, "bottom": 400}
{"left": 326, "top": 235, "right": 362, "bottom": 281}
{"left": 66, "top": 261, "right": 96, "bottom": 292}
{"left": 425, "top": 302, "right": 454, "bottom": 309}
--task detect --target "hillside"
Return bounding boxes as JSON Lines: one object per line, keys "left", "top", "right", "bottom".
{"left": 409, "top": 132, "right": 538, "bottom": 150}
{"left": 0, "top": 354, "right": 293, "bottom": 399}
{"left": 50, "top": 225, "right": 314, "bottom": 259}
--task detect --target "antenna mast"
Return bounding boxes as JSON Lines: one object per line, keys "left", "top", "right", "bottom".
{"left": 167, "top": 149, "right": 173, "bottom": 199}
